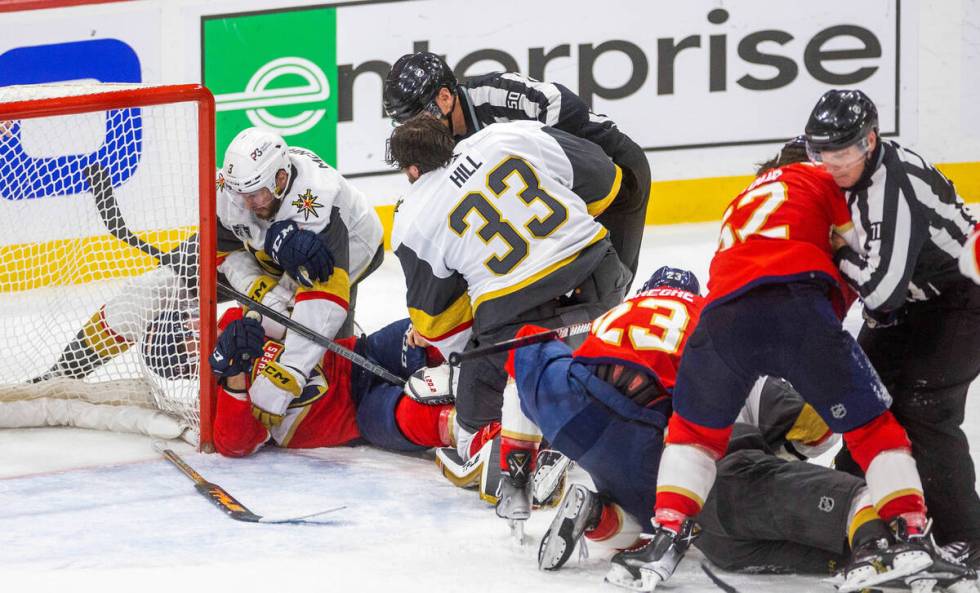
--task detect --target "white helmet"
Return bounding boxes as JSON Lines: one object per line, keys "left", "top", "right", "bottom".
{"left": 221, "top": 127, "right": 292, "bottom": 197}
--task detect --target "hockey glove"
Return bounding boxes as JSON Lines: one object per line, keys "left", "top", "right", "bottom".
{"left": 862, "top": 305, "right": 905, "bottom": 329}
{"left": 406, "top": 364, "right": 458, "bottom": 405}
{"left": 249, "top": 361, "right": 306, "bottom": 428}
{"left": 210, "top": 317, "right": 265, "bottom": 378}
{"left": 264, "top": 220, "right": 334, "bottom": 288}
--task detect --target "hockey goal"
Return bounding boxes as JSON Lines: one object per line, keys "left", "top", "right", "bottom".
{"left": 0, "top": 83, "right": 217, "bottom": 450}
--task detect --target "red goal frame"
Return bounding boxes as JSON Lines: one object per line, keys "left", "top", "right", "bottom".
{"left": 0, "top": 84, "right": 218, "bottom": 451}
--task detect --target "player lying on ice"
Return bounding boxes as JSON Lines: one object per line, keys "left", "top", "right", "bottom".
{"left": 564, "top": 137, "right": 975, "bottom": 593}
{"left": 498, "top": 266, "right": 977, "bottom": 593}
{"left": 200, "top": 308, "right": 454, "bottom": 457}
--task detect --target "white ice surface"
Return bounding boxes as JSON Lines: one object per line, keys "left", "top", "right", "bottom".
{"left": 2, "top": 223, "right": 978, "bottom": 593}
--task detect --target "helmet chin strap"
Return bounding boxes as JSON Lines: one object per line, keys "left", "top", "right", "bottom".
{"left": 443, "top": 93, "right": 458, "bottom": 136}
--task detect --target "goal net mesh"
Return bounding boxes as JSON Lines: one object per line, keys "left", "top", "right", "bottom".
{"left": 0, "top": 83, "right": 212, "bottom": 443}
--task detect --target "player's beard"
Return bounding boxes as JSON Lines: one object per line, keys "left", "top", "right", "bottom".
{"left": 254, "top": 198, "right": 282, "bottom": 221}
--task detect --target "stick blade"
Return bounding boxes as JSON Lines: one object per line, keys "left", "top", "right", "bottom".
{"left": 257, "top": 505, "right": 347, "bottom": 524}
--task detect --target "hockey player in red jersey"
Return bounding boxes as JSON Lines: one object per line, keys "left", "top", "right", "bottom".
{"left": 199, "top": 308, "right": 453, "bottom": 457}
{"left": 498, "top": 265, "right": 976, "bottom": 591}
{"left": 613, "top": 138, "right": 943, "bottom": 592}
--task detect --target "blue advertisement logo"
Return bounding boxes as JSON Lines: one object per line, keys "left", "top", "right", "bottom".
{"left": 0, "top": 39, "right": 143, "bottom": 200}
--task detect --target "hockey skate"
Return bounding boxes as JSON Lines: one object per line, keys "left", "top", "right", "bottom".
{"left": 837, "top": 517, "right": 936, "bottom": 593}
{"left": 943, "top": 541, "right": 980, "bottom": 571}
{"left": 537, "top": 483, "right": 602, "bottom": 570}
{"left": 881, "top": 523, "right": 980, "bottom": 593}
{"left": 495, "top": 451, "right": 533, "bottom": 546}
{"left": 605, "top": 519, "right": 699, "bottom": 591}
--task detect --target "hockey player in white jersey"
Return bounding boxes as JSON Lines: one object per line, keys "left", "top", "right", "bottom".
{"left": 215, "top": 127, "right": 383, "bottom": 429}
{"left": 385, "top": 114, "right": 631, "bottom": 515}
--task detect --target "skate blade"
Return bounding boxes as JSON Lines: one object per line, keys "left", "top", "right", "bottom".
{"left": 604, "top": 563, "right": 662, "bottom": 592}
{"left": 509, "top": 519, "right": 527, "bottom": 548}
{"left": 837, "top": 552, "right": 934, "bottom": 593}
{"left": 946, "top": 577, "right": 980, "bottom": 593}
{"left": 538, "top": 531, "right": 569, "bottom": 570}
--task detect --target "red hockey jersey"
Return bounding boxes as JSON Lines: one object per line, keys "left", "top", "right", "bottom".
{"left": 706, "top": 163, "right": 857, "bottom": 318}
{"left": 574, "top": 287, "right": 704, "bottom": 392}
{"left": 212, "top": 310, "right": 360, "bottom": 457}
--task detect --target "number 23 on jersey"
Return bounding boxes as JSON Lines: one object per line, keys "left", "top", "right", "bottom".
{"left": 591, "top": 295, "right": 693, "bottom": 355}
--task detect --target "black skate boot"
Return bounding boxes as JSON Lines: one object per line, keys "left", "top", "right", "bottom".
{"left": 942, "top": 541, "right": 980, "bottom": 571}
{"left": 495, "top": 450, "right": 532, "bottom": 544}
{"left": 537, "top": 483, "right": 603, "bottom": 570}
{"left": 605, "top": 519, "right": 699, "bottom": 591}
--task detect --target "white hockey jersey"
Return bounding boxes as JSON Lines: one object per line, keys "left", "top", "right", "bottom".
{"left": 216, "top": 147, "right": 383, "bottom": 375}
{"left": 391, "top": 121, "right": 621, "bottom": 357}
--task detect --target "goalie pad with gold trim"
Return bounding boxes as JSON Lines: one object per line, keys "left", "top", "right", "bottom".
{"left": 435, "top": 436, "right": 502, "bottom": 504}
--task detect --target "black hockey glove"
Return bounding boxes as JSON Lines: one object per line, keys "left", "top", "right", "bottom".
{"left": 264, "top": 220, "right": 334, "bottom": 287}
{"left": 862, "top": 305, "right": 906, "bottom": 329}
{"left": 209, "top": 317, "right": 265, "bottom": 378}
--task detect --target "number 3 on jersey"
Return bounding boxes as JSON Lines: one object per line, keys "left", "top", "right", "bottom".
{"left": 449, "top": 157, "right": 568, "bottom": 275}
{"left": 591, "top": 297, "right": 690, "bottom": 354}
{"left": 718, "top": 181, "right": 789, "bottom": 251}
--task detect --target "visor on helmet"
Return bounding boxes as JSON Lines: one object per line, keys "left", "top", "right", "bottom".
{"left": 806, "top": 133, "right": 872, "bottom": 168}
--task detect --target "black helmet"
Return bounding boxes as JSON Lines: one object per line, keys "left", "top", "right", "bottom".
{"left": 805, "top": 89, "right": 878, "bottom": 152}
{"left": 640, "top": 266, "right": 700, "bottom": 295}
{"left": 383, "top": 52, "right": 457, "bottom": 124}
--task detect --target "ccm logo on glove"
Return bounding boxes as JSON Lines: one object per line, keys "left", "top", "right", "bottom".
{"left": 264, "top": 220, "right": 334, "bottom": 287}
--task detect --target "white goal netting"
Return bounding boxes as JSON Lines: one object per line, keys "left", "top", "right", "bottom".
{"left": 0, "top": 83, "right": 213, "bottom": 445}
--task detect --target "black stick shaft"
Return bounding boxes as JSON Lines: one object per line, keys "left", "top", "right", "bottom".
{"left": 217, "top": 281, "right": 404, "bottom": 385}
{"left": 447, "top": 321, "right": 593, "bottom": 366}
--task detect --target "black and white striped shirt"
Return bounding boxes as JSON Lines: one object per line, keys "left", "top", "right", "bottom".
{"left": 835, "top": 140, "right": 977, "bottom": 311}
{"left": 455, "top": 72, "right": 636, "bottom": 167}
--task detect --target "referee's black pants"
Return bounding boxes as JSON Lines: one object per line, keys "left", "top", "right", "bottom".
{"left": 835, "top": 281, "right": 980, "bottom": 545}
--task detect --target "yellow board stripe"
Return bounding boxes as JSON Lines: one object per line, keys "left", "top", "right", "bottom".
{"left": 472, "top": 227, "right": 608, "bottom": 311}
{"left": 586, "top": 164, "right": 623, "bottom": 217}
{"left": 0, "top": 226, "right": 196, "bottom": 293}
{"left": 374, "top": 161, "right": 980, "bottom": 248}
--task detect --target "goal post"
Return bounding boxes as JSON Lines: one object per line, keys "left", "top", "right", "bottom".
{"left": 0, "top": 83, "right": 217, "bottom": 451}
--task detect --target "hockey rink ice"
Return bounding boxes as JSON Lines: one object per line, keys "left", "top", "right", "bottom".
{"left": 3, "top": 223, "right": 979, "bottom": 593}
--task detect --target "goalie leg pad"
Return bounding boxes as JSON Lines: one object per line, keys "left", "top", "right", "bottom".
{"left": 435, "top": 434, "right": 503, "bottom": 504}
{"left": 355, "top": 383, "right": 428, "bottom": 452}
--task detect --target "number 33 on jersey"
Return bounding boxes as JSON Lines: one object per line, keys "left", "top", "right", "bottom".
{"left": 391, "top": 121, "right": 622, "bottom": 357}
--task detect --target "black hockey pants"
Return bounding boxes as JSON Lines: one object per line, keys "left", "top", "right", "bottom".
{"left": 453, "top": 245, "right": 630, "bottom": 431}
{"left": 696, "top": 427, "right": 861, "bottom": 574}
{"left": 596, "top": 139, "right": 650, "bottom": 289}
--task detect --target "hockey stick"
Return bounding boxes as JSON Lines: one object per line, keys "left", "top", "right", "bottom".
{"left": 84, "top": 162, "right": 403, "bottom": 386}
{"left": 216, "top": 280, "right": 404, "bottom": 385}
{"left": 447, "top": 321, "right": 593, "bottom": 366}
{"left": 85, "top": 163, "right": 184, "bottom": 269}
{"left": 154, "top": 442, "right": 345, "bottom": 524}
{"left": 700, "top": 562, "right": 742, "bottom": 593}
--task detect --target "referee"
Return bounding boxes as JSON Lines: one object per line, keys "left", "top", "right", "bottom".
{"left": 382, "top": 51, "right": 650, "bottom": 286}
{"left": 805, "top": 89, "right": 980, "bottom": 558}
